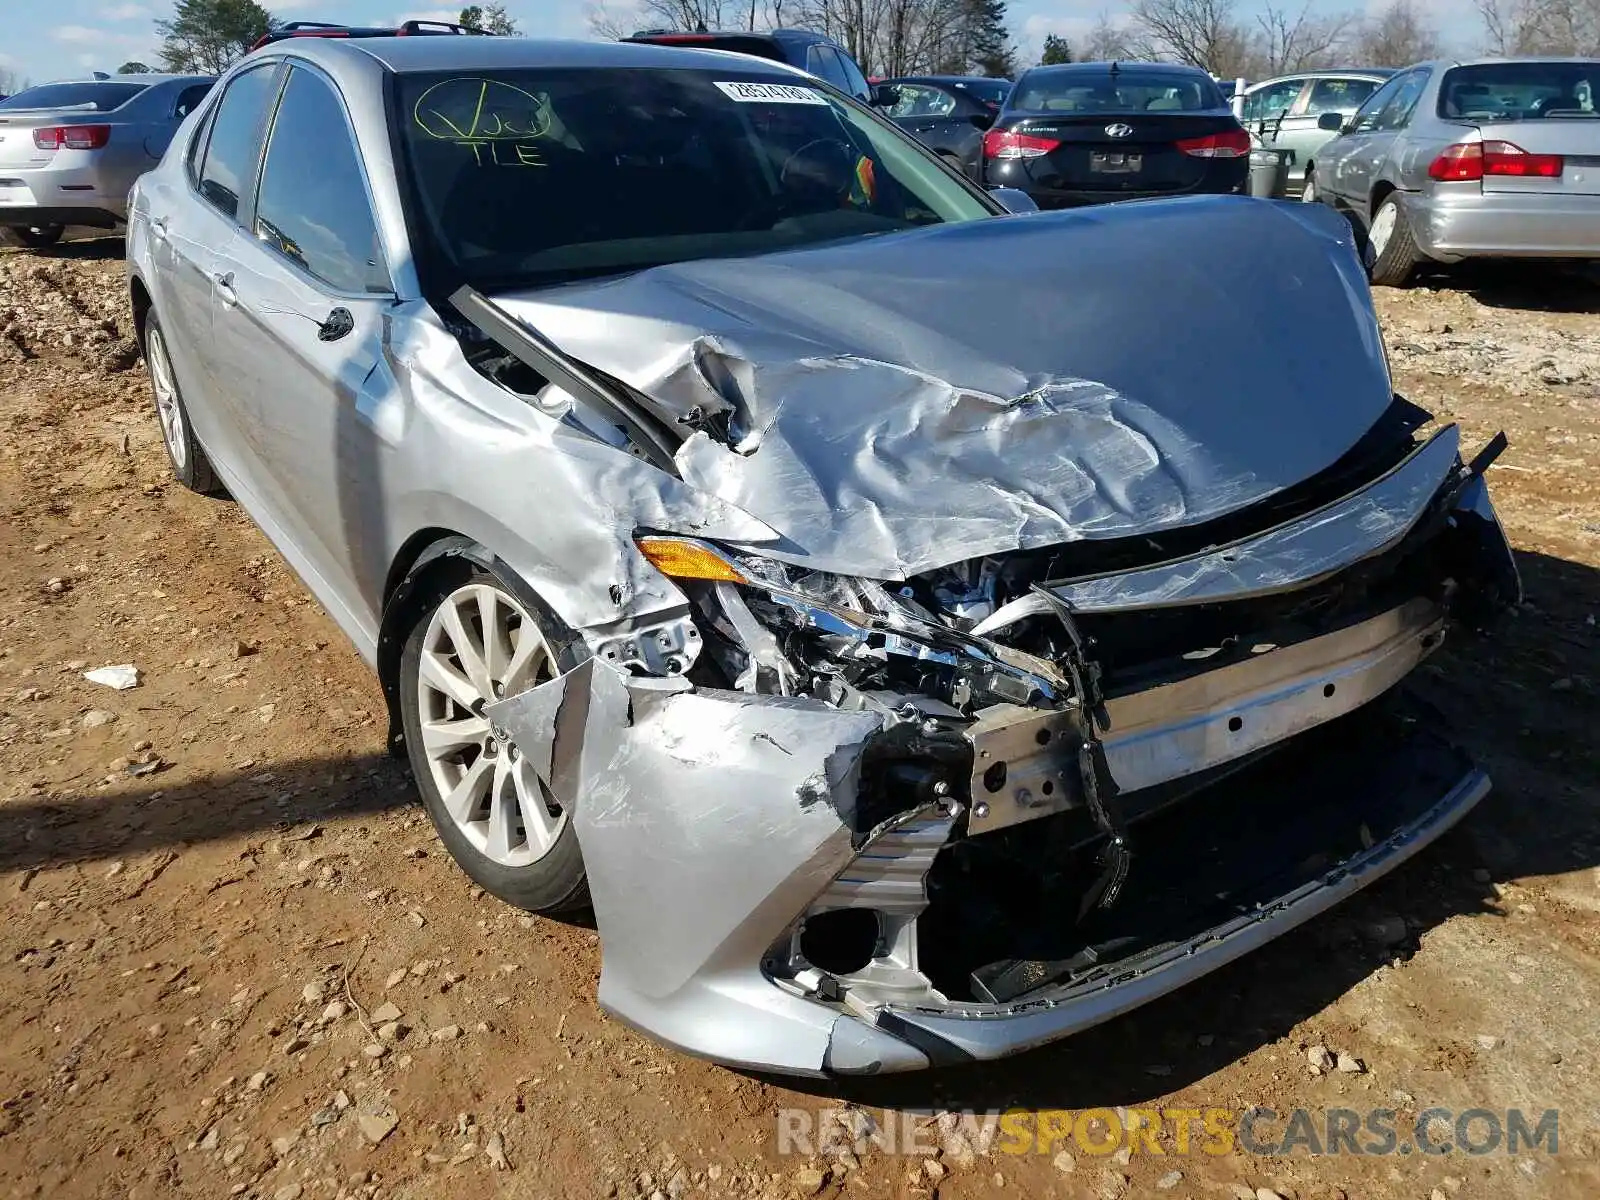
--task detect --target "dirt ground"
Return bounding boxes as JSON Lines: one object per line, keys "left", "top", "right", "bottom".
{"left": 0, "top": 239, "right": 1597, "bottom": 1200}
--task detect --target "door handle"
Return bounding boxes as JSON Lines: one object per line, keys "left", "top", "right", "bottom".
{"left": 212, "top": 270, "right": 237, "bottom": 307}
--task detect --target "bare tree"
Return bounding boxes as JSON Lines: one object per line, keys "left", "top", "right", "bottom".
{"left": 588, "top": 0, "right": 784, "bottom": 38}
{"left": 1477, "top": 0, "right": 1600, "bottom": 54}
{"left": 1253, "top": 2, "right": 1352, "bottom": 74}
{"left": 1078, "top": 11, "right": 1141, "bottom": 61}
{"left": 1128, "top": 0, "right": 1252, "bottom": 75}
{"left": 0, "top": 67, "right": 24, "bottom": 96}
{"left": 1354, "top": 0, "right": 1441, "bottom": 66}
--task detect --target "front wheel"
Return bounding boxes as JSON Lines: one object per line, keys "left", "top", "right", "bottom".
{"left": 1367, "top": 193, "right": 1425, "bottom": 288}
{"left": 1300, "top": 169, "right": 1318, "bottom": 204}
{"left": 398, "top": 562, "right": 589, "bottom": 913}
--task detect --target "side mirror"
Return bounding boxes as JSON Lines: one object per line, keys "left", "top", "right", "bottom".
{"left": 1317, "top": 111, "right": 1345, "bottom": 132}
{"left": 871, "top": 83, "right": 900, "bottom": 108}
{"left": 988, "top": 187, "right": 1038, "bottom": 214}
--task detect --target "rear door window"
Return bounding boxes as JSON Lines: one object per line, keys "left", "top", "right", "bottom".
{"left": 252, "top": 67, "right": 385, "bottom": 293}
{"left": 1243, "top": 79, "right": 1304, "bottom": 122}
{"left": 1375, "top": 70, "right": 1429, "bottom": 131}
{"left": 1305, "top": 77, "right": 1379, "bottom": 115}
{"left": 805, "top": 45, "right": 853, "bottom": 94}
{"left": 196, "top": 64, "right": 278, "bottom": 219}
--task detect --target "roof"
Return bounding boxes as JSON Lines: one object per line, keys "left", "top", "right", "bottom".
{"left": 1244, "top": 67, "right": 1397, "bottom": 90}
{"left": 885, "top": 75, "right": 1012, "bottom": 85}
{"left": 283, "top": 34, "right": 814, "bottom": 76}
{"left": 1027, "top": 61, "right": 1213, "bottom": 76}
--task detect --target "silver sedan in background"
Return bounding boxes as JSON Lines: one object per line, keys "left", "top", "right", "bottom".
{"left": 1311, "top": 57, "right": 1600, "bottom": 285}
{"left": 0, "top": 74, "right": 214, "bottom": 247}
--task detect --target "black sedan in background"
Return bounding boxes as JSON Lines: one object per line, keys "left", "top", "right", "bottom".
{"left": 880, "top": 76, "right": 1012, "bottom": 178}
{"left": 981, "top": 62, "right": 1250, "bottom": 207}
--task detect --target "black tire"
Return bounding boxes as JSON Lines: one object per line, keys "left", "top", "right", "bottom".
{"left": 3, "top": 224, "right": 65, "bottom": 249}
{"left": 143, "top": 311, "right": 224, "bottom": 495}
{"left": 1367, "top": 192, "right": 1425, "bottom": 288}
{"left": 398, "top": 554, "right": 590, "bottom": 914}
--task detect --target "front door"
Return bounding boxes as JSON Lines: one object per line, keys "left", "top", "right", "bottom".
{"left": 209, "top": 63, "right": 397, "bottom": 635}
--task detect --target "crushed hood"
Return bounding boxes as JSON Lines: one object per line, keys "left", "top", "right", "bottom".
{"left": 494, "top": 196, "right": 1393, "bottom": 578}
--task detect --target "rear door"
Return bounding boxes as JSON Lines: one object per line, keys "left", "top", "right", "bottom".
{"left": 211, "top": 62, "right": 395, "bottom": 620}
{"left": 887, "top": 83, "right": 983, "bottom": 160}
{"left": 1282, "top": 76, "right": 1382, "bottom": 179}
{"left": 1327, "top": 71, "right": 1422, "bottom": 209}
{"left": 152, "top": 62, "right": 281, "bottom": 473}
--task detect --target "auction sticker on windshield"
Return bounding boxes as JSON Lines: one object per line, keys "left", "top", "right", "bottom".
{"left": 714, "top": 81, "right": 828, "bottom": 104}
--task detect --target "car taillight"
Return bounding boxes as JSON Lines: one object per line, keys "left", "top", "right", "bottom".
{"left": 1427, "top": 140, "right": 1563, "bottom": 181}
{"left": 983, "top": 129, "right": 1060, "bottom": 159}
{"left": 33, "top": 125, "right": 110, "bottom": 150}
{"left": 1174, "top": 128, "right": 1251, "bottom": 158}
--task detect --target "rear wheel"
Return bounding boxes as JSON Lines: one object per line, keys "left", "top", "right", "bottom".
{"left": 399, "top": 563, "right": 589, "bottom": 913}
{"left": 2, "top": 224, "right": 65, "bottom": 249}
{"left": 144, "top": 312, "right": 223, "bottom": 495}
{"left": 1367, "top": 193, "right": 1425, "bottom": 288}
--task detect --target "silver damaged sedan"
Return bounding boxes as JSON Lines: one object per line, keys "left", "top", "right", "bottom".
{"left": 127, "top": 35, "right": 1522, "bottom": 1076}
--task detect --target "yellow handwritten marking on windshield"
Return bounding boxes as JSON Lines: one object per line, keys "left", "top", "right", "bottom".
{"left": 412, "top": 77, "right": 553, "bottom": 142}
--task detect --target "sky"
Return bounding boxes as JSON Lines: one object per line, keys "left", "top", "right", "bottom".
{"left": 2, "top": 0, "right": 1486, "bottom": 93}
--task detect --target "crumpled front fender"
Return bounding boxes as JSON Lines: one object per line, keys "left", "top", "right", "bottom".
{"left": 484, "top": 659, "right": 929, "bottom": 1074}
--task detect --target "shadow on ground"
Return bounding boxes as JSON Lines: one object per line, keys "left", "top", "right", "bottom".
{"left": 1411, "top": 259, "right": 1600, "bottom": 314}
{"left": 2, "top": 550, "right": 1595, "bottom": 1111}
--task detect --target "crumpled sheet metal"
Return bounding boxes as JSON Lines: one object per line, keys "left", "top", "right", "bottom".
{"left": 483, "top": 659, "right": 928, "bottom": 1074}
{"left": 496, "top": 197, "right": 1393, "bottom": 579}
{"left": 373, "top": 311, "right": 778, "bottom": 639}
{"left": 1047, "top": 424, "right": 1462, "bottom": 613}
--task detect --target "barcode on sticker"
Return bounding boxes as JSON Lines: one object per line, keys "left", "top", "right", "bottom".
{"left": 714, "top": 81, "right": 828, "bottom": 105}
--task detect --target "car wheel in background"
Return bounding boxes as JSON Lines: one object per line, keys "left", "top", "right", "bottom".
{"left": 399, "top": 561, "right": 590, "bottom": 914}
{"left": 1366, "top": 193, "right": 1424, "bottom": 288}
{"left": 1300, "top": 169, "right": 1317, "bottom": 203}
{"left": 1, "top": 224, "right": 65, "bottom": 249}
{"left": 144, "top": 311, "right": 223, "bottom": 495}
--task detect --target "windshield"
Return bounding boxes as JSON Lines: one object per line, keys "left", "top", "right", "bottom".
{"left": 1439, "top": 62, "right": 1598, "bottom": 121}
{"left": 1011, "top": 69, "right": 1221, "bottom": 113}
{"left": 0, "top": 82, "right": 149, "bottom": 111}
{"left": 394, "top": 68, "right": 992, "bottom": 291}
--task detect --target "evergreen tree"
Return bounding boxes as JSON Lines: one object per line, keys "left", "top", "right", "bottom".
{"left": 1040, "top": 33, "right": 1073, "bottom": 63}
{"left": 156, "top": 0, "right": 274, "bottom": 74}
{"left": 965, "top": 0, "right": 1017, "bottom": 76}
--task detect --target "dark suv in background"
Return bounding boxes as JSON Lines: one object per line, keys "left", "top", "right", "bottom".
{"left": 622, "top": 28, "right": 875, "bottom": 104}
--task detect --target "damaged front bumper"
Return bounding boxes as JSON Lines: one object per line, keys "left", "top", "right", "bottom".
{"left": 485, "top": 607, "right": 1491, "bottom": 1077}
{"left": 483, "top": 420, "right": 1518, "bottom": 1077}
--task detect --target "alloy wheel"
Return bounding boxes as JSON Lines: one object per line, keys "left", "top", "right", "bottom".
{"left": 147, "top": 324, "right": 187, "bottom": 472}
{"left": 1368, "top": 201, "right": 1398, "bottom": 258}
{"left": 414, "top": 582, "right": 564, "bottom": 867}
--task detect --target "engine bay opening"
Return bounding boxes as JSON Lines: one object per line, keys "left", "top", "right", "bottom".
{"left": 915, "top": 692, "right": 1476, "bottom": 1005}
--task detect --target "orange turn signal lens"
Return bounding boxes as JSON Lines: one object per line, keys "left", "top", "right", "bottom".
{"left": 635, "top": 536, "right": 748, "bottom": 583}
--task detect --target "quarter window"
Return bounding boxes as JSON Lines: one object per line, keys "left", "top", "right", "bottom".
{"left": 174, "top": 82, "right": 214, "bottom": 120}
{"left": 196, "top": 64, "right": 278, "bottom": 219}
{"left": 253, "top": 67, "right": 385, "bottom": 293}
